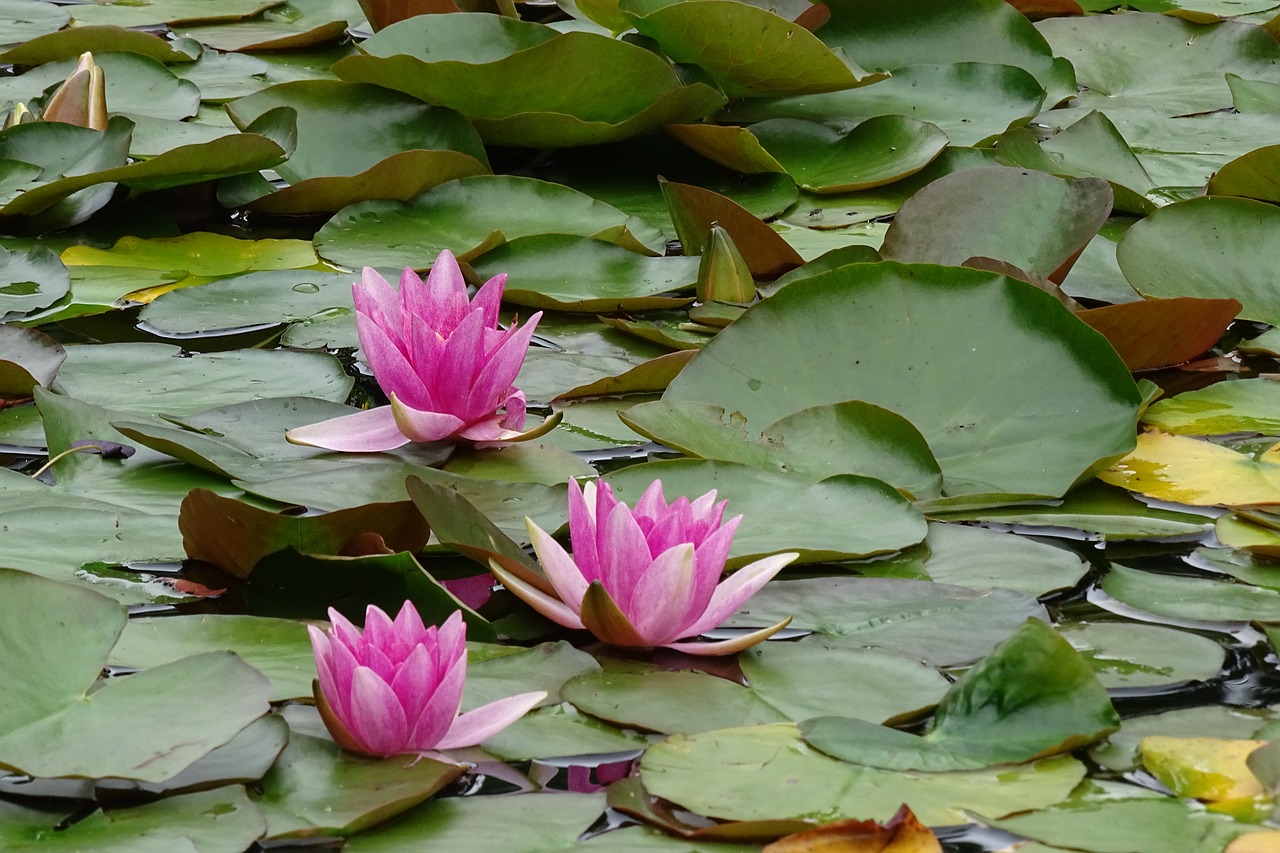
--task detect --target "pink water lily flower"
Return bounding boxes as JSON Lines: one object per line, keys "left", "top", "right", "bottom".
{"left": 310, "top": 604, "right": 545, "bottom": 757}
{"left": 286, "top": 250, "right": 541, "bottom": 451}
{"left": 490, "top": 479, "right": 796, "bottom": 656}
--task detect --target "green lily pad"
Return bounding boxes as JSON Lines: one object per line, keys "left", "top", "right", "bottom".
{"left": 1207, "top": 144, "right": 1280, "bottom": 204}
{"left": 0, "top": 52, "right": 200, "bottom": 122}
{"left": 51, "top": 343, "right": 351, "bottom": 415}
{"left": 1092, "top": 705, "right": 1280, "bottom": 772}
{"left": 344, "top": 793, "right": 607, "bottom": 853}
{"left": 0, "top": 245, "right": 67, "bottom": 321}
{"left": 480, "top": 703, "right": 646, "bottom": 761}
{"left": 254, "top": 729, "right": 464, "bottom": 839}
{"left": 564, "top": 670, "right": 787, "bottom": 734}
{"left": 1143, "top": 379, "right": 1280, "bottom": 435}
{"left": 864, "top": 522, "right": 1089, "bottom": 598}
{"left": 724, "top": 577, "right": 1047, "bottom": 666}
{"left": 108, "top": 614, "right": 315, "bottom": 702}
{"left": 1101, "top": 564, "right": 1280, "bottom": 623}
{"left": 333, "top": 14, "right": 723, "bottom": 147}
{"left": 640, "top": 723, "right": 1086, "bottom": 825}
{"left": 139, "top": 270, "right": 353, "bottom": 334}
{"left": 604, "top": 459, "right": 927, "bottom": 565}
{"left": 0, "top": 117, "right": 132, "bottom": 230}
{"left": 986, "top": 796, "right": 1246, "bottom": 853}
{"left": 801, "top": 618, "right": 1118, "bottom": 771}
{"left": 1057, "top": 620, "right": 1226, "bottom": 690}
{"left": 1228, "top": 72, "right": 1280, "bottom": 113}
{"left": 665, "top": 262, "right": 1141, "bottom": 499}
{"left": 1038, "top": 12, "right": 1280, "bottom": 114}
{"left": 173, "top": 0, "right": 361, "bottom": 52}
{"left": 742, "top": 639, "right": 950, "bottom": 724}
{"left": 930, "top": 479, "right": 1215, "bottom": 540}
{"left": 225, "top": 79, "right": 488, "bottom": 209}
{"left": 620, "top": 400, "right": 943, "bottom": 499}
{"left": 0, "top": 25, "right": 200, "bottom": 65}
{"left": 619, "top": 0, "right": 882, "bottom": 98}
{"left": 315, "top": 175, "right": 666, "bottom": 270}
{"left": 465, "top": 641, "right": 600, "bottom": 711}
{"left": 0, "top": 325, "right": 65, "bottom": 396}
{"left": 1118, "top": 197, "right": 1280, "bottom": 327}
{"left": 0, "top": 0, "right": 69, "bottom": 45}
{"left": 0, "top": 568, "right": 271, "bottom": 781}
{"left": 67, "top": 0, "right": 278, "bottom": 26}
{"left": 821, "top": 0, "right": 1074, "bottom": 101}
{"left": 745, "top": 117, "right": 948, "bottom": 194}
{"left": 471, "top": 235, "right": 698, "bottom": 313}
{"left": 727, "top": 62, "right": 1047, "bottom": 148}
{"left": 881, "top": 167, "right": 1112, "bottom": 281}
{"left": 0, "top": 786, "right": 267, "bottom": 853}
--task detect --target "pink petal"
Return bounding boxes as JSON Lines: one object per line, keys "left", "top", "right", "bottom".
{"left": 465, "top": 312, "right": 540, "bottom": 419}
{"left": 362, "top": 604, "right": 396, "bottom": 656}
{"left": 500, "top": 388, "right": 527, "bottom": 430}
{"left": 391, "top": 600, "right": 430, "bottom": 650}
{"left": 441, "top": 576, "right": 493, "bottom": 610}
{"left": 407, "top": 650, "right": 467, "bottom": 749}
{"left": 435, "top": 691, "right": 547, "bottom": 749}
{"left": 389, "top": 643, "right": 436, "bottom": 722}
{"left": 598, "top": 501, "right": 652, "bottom": 613}
{"left": 526, "top": 518, "right": 590, "bottom": 608}
{"left": 488, "top": 560, "right": 586, "bottom": 630}
{"left": 420, "top": 251, "right": 471, "bottom": 333}
{"left": 347, "top": 666, "right": 410, "bottom": 756}
{"left": 285, "top": 406, "right": 410, "bottom": 452}
{"left": 687, "top": 516, "right": 740, "bottom": 612}
{"left": 567, "top": 478, "right": 600, "bottom": 581}
{"left": 436, "top": 611, "right": 468, "bottom": 670}
{"left": 389, "top": 394, "right": 466, "bottom": 443}
{"left": 634, "top": 479, "right": 669, "bottom": 521}
{"left": 353, "top": 268, "right": 402, "bottom": 334}
{"left": 308, "top": 625, "right": 341, "bottom": 713}
{"left": 472, "top": 273, "right": 506, "bottom": 329}
{"left": 325, "top": 632, "right": 361, "bottom": 720}
{"left": 456, "top": 415, "right": 513, "bottom": 442}
{"left": 626, "top": 543, "right": 698, "bottom": 644}
{"left": 680, "top": 552, "right": 798, "bottom": 638}
{"left": 357, "top": 308, "right": 430, "bottom": 409}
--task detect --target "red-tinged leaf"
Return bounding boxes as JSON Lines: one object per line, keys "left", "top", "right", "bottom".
{"left": 1002, "top": 0, "right": 1081, "bottom": 15}
{"left": 179, "top": 489, "right": 429, "bottom": 579}
{"left": 762, "top": 805, "right": 942, "bottom": 853}
{"left": 357, "top": 0, "right": 462, "bottom": 30}
{"left": 1076, "top": 297, "right": 1241, "bottom": 371}
{"left": 660, "top": 178, "right": 804, "bottom": 279}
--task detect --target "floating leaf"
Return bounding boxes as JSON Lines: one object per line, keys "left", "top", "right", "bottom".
{"left": 1077, "top": 297, "right": 1240, "bottom": 372}
{"left": 1142, "top": 737, "right": 1269, "bottom": 814}
{"left": 619, "top": 0, "right": 883, "bottom": 97}
{"left": 1144, "top": 379, "right": 1280, "bottom": 435}
{"left": 1118, "top": 197, "right": 1280, "bottom": 327}
{"left": 0, "top": 51, "right": 200, "bottom": 122}
{"left": 471, "top": 235, "right": 697, "bottom": 313}
{"left": 62, "top": 231, "right": 317, "bottom": 277}
{"left": 665, "top": 262, "right": 1141, "bottom": 498}
{"left": 1099, "top": 431, "right": 1280, "bottom": 506}
{"left": 801, "top": 619, "right": 1118, "bottom": 771}
{"left": 178, "top": 488, "right": 429, "bottom": 579}
{"left": 987, "top": 796, "right": 1246, "bottom": 853}
{"left": 0, "top": 324, "right": 64, "bottom": 397}
{"left": 333, "top": 14, "right": 723, "bottom": 147}
{"left": 880, "top": 167, "right": 1113, "bottom": 282}
{"left": 564, "top": 670, "right": 787, "bottom": 735}
{"left": 0, "top": 568, "right": 271, "bottom": 781}
{"left": 660, "top": 178, "right": 804, "bottom": 279}
{"left": 315, "top": 175, "right": 666, "bottom": 270}
{"left": 1059, "top": 621, "right": 1226, "bottom": 689}
{"left": 1102, "top": 564, "right": 1280, "bottom": 623}
{"left": 0, "top": 25, "right": 200, "bottom": 65}
{"left": 640, "top": 724, "right": 1086, "bottom": 825}
{"left": 604, "top": 459, "right": 927, "bottom": 565}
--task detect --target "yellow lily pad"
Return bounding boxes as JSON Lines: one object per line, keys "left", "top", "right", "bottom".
{"left": 1141, "top": 736, "right": 1271, "bottom": 819}
{"left": 1217, "top": 514, "right": 1280, "bottom": 559}
{"left": 61, "top": 232, "right": 319, "bottom": 278}
{"left": 1098, "top": 431, "right": 1280, "bottom": 506}
{"left": 1228, "top": 830, "right": 1280, "bottom": 853}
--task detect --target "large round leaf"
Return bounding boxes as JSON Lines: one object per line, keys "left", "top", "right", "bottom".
{"left": 1117, "top": 196, "right": 1280, "bottom": 327}
{"left": 471, "top": 235, "right": 698, "bottom": 313}
{"left": 1038, "top": 13, "right": 1280, "bottom": 114}
{"left": 640, "top": 724, "right": 1086, "bottom": 825}
{"left": 723, "top": 577, "right": 1047, "bottom": 666}
{"left": 603, "top": 459, "right": 927, "bottom": 565}
{"left": 333, "top": 14, "right": 722, "bottom": 147}
{"left": 747, "top": 116, "right": 949, "bottom": 193}
{"left": 619, "top": 0, "right": 883, "bottom": 98}
{"left": 665, "top": 262, "right": 1141, "bottom": 498}
{"left": 0, "top": 52, "right": 200, "bottom": 122}
{"left": 726, "top": 62, "right": 1046, "bottom": 148}
{"left": 314, "top": 175, "right": 667, "bottom": 269}
{"left": 880, "top": 167, "right": 1113, "bottom": 281}
{"left": 226, "top": 80, "right": 487, "bottom": 183}
{"left": 820, "top": 0, "right": 1075, "bottom": 103}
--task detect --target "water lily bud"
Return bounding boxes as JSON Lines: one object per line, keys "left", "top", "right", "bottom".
{"left": 310, "top": 604, "right": 544, "bottom": 756}
{"left": 42, "top": 52, "right": 107, "bottom": 131}
{"left": 2, "top": 103, "right": 34, "bottom": 130}
{"left": 286, "top": 249, "right": 543, "bottom": 451}
{"left": 491, "top": 478, "right": 796, "bottom": 656}
{"left": 696, "top": 224, "right": 756, "bottom": 305}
